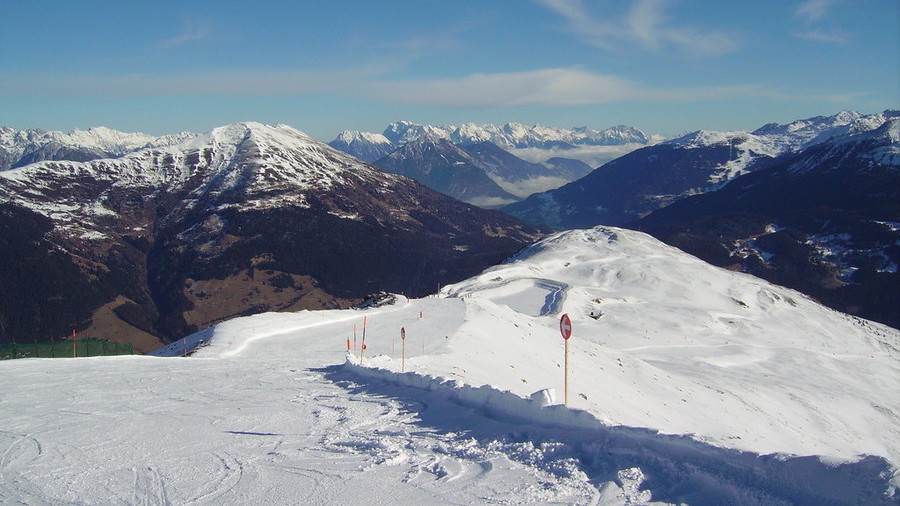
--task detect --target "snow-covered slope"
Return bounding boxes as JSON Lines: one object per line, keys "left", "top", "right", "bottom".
{"left": 155, "top": 226, "right": 896, "bottom": 502}
{"left": 3, "top": 226, "right": 897, "bottom": 503}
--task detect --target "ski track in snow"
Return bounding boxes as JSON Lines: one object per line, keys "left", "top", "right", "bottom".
{"left": 0, "top": 357, "right": 598, "bottom": 505}
{"left": 536, "top": 280, "right": 568, "bottom": 316}
{"left": 2, "top": 354, "right": 891, "bottom": 505}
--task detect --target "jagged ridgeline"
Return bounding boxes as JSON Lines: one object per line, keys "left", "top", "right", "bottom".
{"left": 0, "top": 123, "right": 545, "bottom": 352}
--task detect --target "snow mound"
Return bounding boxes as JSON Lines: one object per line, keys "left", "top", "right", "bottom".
{"left": 172, "top": 226, "right": 899, "bottom": 484}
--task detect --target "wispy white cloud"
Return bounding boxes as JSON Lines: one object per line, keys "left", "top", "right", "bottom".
{"left": 794, "top": 29, "right": 849, "bottom": 44}
{"left": 159, "top": 17, "right": 211, "bottom": 49}
{"left": 793, "top": 0, "right": 850, "bottom": 44}
{"left": 0, "top": 70, "right": 363, "bottom": 97}
{"left": 534, "top": 0, "right": 738, "bottom": 56}
{"left": 795, "top": 0, "right": 835, "bottom": 23}
{"left": 367, "top": 68, "right": 639, "bottom": 107}
{"left": 0, "top": 67, "right": 785, "bottom": 108}
{"left": 365, "top": 68, "right": 790, "bottom": 107}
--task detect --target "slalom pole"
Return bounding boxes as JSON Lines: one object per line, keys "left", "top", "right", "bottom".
{"left": 72, "top": 329, "right": 77, "bottom": 358}
{"left": 360, "top": 316, "right": 367, "bottom": 362}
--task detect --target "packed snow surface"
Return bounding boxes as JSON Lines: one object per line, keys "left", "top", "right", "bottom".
{"left": 3, "top": 227, "right": 898, "bottom": 504}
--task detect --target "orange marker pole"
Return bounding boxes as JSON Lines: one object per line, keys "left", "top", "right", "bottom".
{"left": 72, "top": 329, "right": 76, "bottom": 358}
{"left": 360, "top": 316, "right": 368, "bottom": 362}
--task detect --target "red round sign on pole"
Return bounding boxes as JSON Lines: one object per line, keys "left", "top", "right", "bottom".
{"left": 559, "top": 313, "right": 572, "bottom": 340}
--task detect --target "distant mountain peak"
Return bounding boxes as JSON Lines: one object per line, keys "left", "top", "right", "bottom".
{"left": 334, "top": 129, "right": 391, "bottom": 146}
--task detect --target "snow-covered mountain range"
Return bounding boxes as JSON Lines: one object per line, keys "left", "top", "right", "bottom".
{"left": 330, "top": 121, "right": 650, "bottom": 164}
{"left": 504, "top": 109, "right": 899, "bottom": 229}
{"left": 0, "top": 122, "right": 543, "bottom": 350}
{"left": 330, "top": 121, "right": 625, "bottom": 205}
{"left": 372, "top": 134, "right": 522, "bottom": 207}
{"left": 0, "top": 126, "right": 196, "bottom": 172}
{"left": 668, "top": 109, "right": 900, "bottom": 185}
{"left": 4, "top": 226, "right": 895, "bottom": 504}
{"left": 371, "top": 134, "right": 593, "bottom": 207}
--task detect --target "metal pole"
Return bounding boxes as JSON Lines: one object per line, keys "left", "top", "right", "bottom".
{"left": 564, "top": 339, "right": 569, "bottom": 406}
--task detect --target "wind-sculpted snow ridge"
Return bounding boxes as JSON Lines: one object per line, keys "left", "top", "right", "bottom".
{"left": 341, "top": 354, "right": 897, "bottom": 505}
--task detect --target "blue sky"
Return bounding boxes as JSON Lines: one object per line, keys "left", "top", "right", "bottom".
{"left": 1, "top": 0, "right": 897, "bottom": 140}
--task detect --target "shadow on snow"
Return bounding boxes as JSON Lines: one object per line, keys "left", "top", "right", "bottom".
{"left": 317, "top": 363, "right": 896, "bottom": 506}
